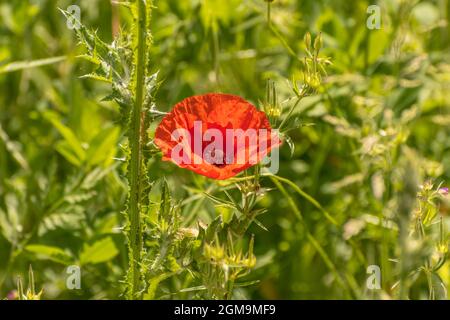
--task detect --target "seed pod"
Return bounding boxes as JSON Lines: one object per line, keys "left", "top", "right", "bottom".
{"left": 304, "top": 32, "right": 312, "bottom": 51}
{"left": 314, "top": 32, "right": 323, "bottom": 53}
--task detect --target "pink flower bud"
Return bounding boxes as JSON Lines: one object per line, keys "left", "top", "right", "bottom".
{"left": 7, "top": 290, "right": 18, "bottom": 300}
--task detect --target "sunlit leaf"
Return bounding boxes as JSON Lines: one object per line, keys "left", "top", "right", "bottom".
{"left": 79, "top": 237, "right": 119, "bottom": 265}
{"left": 26, "top": 245, "right": 74, "bottom": 265}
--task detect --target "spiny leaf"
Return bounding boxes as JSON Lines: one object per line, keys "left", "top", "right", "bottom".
{"left": 79, "top": 73, "right": 112, "bottom": 83}
{"left": 203, "top": 192, "right": 239, "bottom": 210}
{"left": 253, "top": 218, "right": 269, "bottom": 232}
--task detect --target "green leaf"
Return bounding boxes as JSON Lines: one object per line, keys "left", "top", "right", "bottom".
{"left": 234, "top": 280, "right": 260, "bottom": 288}
{"left": 86, "top": 126, "right": 119, "bottom": 167}
{"left": 203, "top": 192, "right": 239, "bottom": 210}
{"left": 0, "top": 209, "right": 15, "bottom": 243}
{"left": 79, "top": 237, "right": 119, "bottom": 265}
{"left": 0, "top": 56, "right": 66, "bottom": 74}
{"left": 44, "top": 111, "right": 86, "bottom": 163}
{"left": 179, "top": 285, "right": 207, "bottom": 293}
{"left": 79, "top": 73, "right": 112, "bottom": 83}
{"left": 40, "top": 212, "right": 85, "bottom": 233}
{"left": 55, "top": 141, "right": 83, "bottom": 167}
{"left": 205, "top": 215, "right": 222, "bottom": 243}
{"left": 143, "top": 272, "right": 175, "bottom": 300}
{"left": 95, "top": 214, "right": 119, "bottom": 235}
{"left": 0, "top": 125, "right": 30, "bottom": 171}
{"left": 253, "top": 218, "right": 269, "bottom": 232}
{"left": 26, "top": 245, "right": 74, "bottom": 265}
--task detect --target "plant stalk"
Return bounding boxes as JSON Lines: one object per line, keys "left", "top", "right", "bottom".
{"left": 128, "top": 0, "right": 148, "bottom": 299}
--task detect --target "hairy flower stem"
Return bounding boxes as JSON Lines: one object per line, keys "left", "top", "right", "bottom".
{"left": 128, "top": 0, "right": 149, "bottom": 299}
{"left": 278, "top": 94, "right": 304, "bottom": 132}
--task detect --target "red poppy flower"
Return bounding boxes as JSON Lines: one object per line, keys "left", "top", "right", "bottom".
{"left": 154, "top": 93, "right": 281, "bottom": 180}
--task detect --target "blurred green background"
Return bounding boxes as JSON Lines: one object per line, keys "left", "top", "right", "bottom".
{"left": 0, "top": 0, "right": 449, "bottom": 299}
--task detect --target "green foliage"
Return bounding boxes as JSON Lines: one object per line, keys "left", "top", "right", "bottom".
{"left": 26, "top": 245, "right": 74, "bottom": 266}
{"left": 0, "top": 0, "right": 449, "bottom": 300}
{"left": 79, "top": 237, "right": 119, "bottom": 265}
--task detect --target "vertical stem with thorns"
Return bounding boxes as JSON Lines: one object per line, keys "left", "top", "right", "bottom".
{"left": 128, "top": 0, "right": 149, "bottom": 299}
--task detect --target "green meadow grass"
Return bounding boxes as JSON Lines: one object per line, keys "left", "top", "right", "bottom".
{"left": 0, "top": 0, "right": 449, "bottom": 300}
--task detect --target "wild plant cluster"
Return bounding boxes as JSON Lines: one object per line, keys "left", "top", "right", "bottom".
{"left": 0, "top": 0, "right": 448, "bottom": 300}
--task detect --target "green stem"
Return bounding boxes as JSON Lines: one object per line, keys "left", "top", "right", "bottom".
{"left": 270, "top": 177, "right": 356, "bottom": 298}
{"left": 278, "top": 94, "right": 305, "bottom": 132}
{"left": 271, "top": 175, "right": 338, "bottom": 226}
{"left": 128, "top": 0, "right": 149, "bottom": 299}
{"left": 211, "top": 20, "right": 220, "bottom": 85}
{"left": 270, "top": 175, "right": 366, "bottom": 265}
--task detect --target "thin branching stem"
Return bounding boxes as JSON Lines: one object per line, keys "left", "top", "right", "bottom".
{"left": 278, "top": 95, "right": 303, "bottom": 132}
{"left": 270, "top": 175, "right": 366, "bottom": 265}
{"left": 270, "top": 177, "right": 357, "bottom": 298}
{"left": 270, "top": 175, "right": 338, "bottom": 225}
